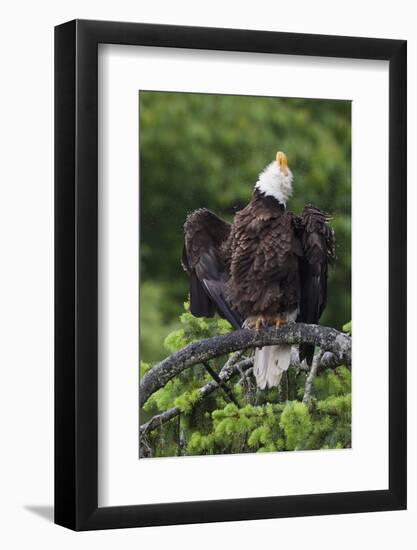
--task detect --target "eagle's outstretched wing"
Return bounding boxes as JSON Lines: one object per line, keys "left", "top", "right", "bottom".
{"left": 297, "top": 205, "right": 336, "bottom": 365}
{"left": 182, "top": 208, "right": 243, "bottom": 329}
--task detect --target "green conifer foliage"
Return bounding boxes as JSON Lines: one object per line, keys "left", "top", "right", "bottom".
{"left": 140, "top": 304, "right": 351, "bottom": 457}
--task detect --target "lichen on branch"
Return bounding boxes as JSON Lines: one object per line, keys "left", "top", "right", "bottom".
{"left": 140, "top": 323, "right": 351, "bottom": 408}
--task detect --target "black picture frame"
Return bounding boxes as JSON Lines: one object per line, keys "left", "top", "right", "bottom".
{"left": 55, "top": 19, "right": 407, "bottom": 531}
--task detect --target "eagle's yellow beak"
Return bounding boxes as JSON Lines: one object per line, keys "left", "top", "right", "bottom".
{"left": 276, "top": 151, "right": 288, "bottom": 176}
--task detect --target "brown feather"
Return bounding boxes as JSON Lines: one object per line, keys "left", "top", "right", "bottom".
{"left": 224, "top": 189, "right": 301, "bottom": 318}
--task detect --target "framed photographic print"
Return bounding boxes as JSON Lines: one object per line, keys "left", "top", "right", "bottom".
{"left": 55, "top": 19, "right": 406, "bottom": 530}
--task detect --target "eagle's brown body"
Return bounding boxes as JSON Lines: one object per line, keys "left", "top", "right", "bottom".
{"left": 223, "top": 189, "right": 302, "bottom": 320}
{"left": 182, "top": 153, "right": 335, "bottom": 387}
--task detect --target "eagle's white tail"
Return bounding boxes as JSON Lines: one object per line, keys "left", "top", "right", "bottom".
{"left": 253, "top": 345, "right": 291, "bottom": 389}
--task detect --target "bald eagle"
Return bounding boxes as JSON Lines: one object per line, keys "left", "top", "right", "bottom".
{"left": 182, "top": 152, "right": 335, "bottom": 389}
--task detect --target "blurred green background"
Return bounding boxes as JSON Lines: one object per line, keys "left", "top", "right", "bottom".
{"left": 140, "top": 91, "right": 351, "bottom": 364}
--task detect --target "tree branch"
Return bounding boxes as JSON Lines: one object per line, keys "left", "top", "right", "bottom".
{"left": 302, "top": 353, "right": 321, "bottom": 405}
{"left": 139, "top": 357, "right": 253, "bottom": 439}
{"left": 202, "top": 361, "right": 239, "bottom": 406}
{"left": 139, "top": 345, "right": 347, "bottom": 446}
{"left": 139, "top": 323, "right": 351, "bottom": 407}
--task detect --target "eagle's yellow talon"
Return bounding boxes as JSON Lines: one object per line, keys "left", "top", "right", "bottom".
{"left": 275, "top": 314, "right": 289, "bottom": 331}
{"left": 255, "top": 316, "right": 266, "bottom": 331}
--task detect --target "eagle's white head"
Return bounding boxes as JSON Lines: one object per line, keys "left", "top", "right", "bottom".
{"left": 255, "top": 151, "right": 293, "bottom": 205}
